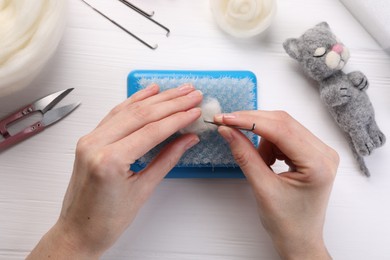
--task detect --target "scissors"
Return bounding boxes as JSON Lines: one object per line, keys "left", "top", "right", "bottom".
{"left": 0, "top": 88, "right": 80, "bottom": 151}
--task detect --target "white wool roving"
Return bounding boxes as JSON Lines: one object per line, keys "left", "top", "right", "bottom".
{"left": 0, "top": 0, "right": 67, "bottom": 96}
{"left": 180, "top": 97, "right": 222, "bottom": 134}
{"left": 210, "top": 0, "right": 277, "bottom": 38}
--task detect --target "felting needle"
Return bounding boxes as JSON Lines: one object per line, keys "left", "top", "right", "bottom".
{"left": 117, "top": 0, "right": 171, "bottom": 37}
{"left": 116, "top": 0, "right": 155, "bottom": 17}
{"left": 80, "top": 0, "right": 158, "bottom": 50}
{"left": 204, "top": 120, "right": 256, "bottom": 132}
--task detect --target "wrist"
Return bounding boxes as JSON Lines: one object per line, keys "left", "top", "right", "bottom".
{"left": 27, "top": 221, "right": 101, "bottom": 260}
{"left": 274, "top": 238, "right": 331, "bottom": 260}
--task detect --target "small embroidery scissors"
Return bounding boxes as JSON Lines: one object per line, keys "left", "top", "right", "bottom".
{"left": 0, "top": 88, "right": 80, "bottom": 151}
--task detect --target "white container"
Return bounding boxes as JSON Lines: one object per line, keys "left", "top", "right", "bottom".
{"left": 0, "top": 0, "right": 67, "bottom": 97}
{"left": 210, "top": 0, "right": 277, "bottom": 38}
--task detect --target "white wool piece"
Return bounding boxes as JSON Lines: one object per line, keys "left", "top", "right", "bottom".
{"left": 180, "top": 97, "right": 222, "bottom": 134}
{"left": 0, "top": 0, "right": 67, "bottom": 96}
{"left": 210, "top": 0, "right": 277, "bottom": 38}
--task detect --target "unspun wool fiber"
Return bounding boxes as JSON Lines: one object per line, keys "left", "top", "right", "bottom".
{"left": 179, "top": 97, "right": 222, "bottom": 134}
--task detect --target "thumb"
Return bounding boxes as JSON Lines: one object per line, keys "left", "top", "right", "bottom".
{"left": 218, "top": 126, "right": 273, "bottom": 186}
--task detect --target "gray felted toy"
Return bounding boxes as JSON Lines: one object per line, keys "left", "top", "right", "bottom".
{"left": 283, "top": 22, "right": 385, "bottom": 176}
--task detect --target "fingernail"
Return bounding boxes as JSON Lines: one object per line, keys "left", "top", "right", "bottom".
{"left": 146, "top": 84, "right": 158, "bottom": 91}
{"left": 185, "top": 136, "right": 200, "bottom": 150}
{"left": 187, "top": 90, "right": 203, "bottom": 98}
{"left": 214, "top": 114, "right": 223, "bottom": 122}
{"left": 214, "top": 113, "right": 236, "bottom": 123}
{"left": 223, "top": 113, "right": 236, "bottom": 119}
{"left": 178, "top": 83, "right": 194, "bottom": 92}
{"left": 187, "top": 107, "right": 201, "bottom": 114}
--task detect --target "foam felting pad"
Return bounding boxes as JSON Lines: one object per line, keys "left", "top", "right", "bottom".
{"left": 127, "top": 70, "right": 258, "bottom": 178}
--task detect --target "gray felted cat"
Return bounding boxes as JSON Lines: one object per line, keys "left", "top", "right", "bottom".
{"left": 283, "top": 22, "right": 385, "bottom": 176}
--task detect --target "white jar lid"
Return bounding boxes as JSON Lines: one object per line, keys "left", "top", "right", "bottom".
{"left": 210, "top": 0, "right": 277, "bottom": 38}
{"left": 0, "top": 0, "right": 67, "bottom": 96}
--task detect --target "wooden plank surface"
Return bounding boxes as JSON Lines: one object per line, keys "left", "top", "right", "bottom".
{"left": 1, "top": 0, "right": 389, "bottom": 259}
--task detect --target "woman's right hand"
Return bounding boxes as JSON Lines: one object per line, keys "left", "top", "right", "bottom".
{"left": 215, "top": 111, "right": 339, "bottom": 260}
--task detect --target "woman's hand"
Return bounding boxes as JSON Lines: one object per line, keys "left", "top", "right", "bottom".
{"left": 215, "top": 111, "right": 338, "bottom": 260}
{"left": 27, "top": 84, "right": 203, "bottom": 259}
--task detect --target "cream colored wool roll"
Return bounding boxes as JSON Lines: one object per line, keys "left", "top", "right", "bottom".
{"left": 210, "top": 0, "right": 277, "bottom": 38}
{"left": 0, "top": 0, "right": 67, "bottom": 96}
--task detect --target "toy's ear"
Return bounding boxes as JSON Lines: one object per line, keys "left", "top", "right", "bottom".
{"left": 316, "top": 21, "right": 330, "bottom": 29}
{"left": 283, "top": 38, "right": 301, "bottom": 60}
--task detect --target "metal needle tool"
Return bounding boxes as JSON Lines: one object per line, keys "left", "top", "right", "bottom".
{"left": 204, "top": 120, "right": 256, "bottom": 132}
{"left": 80, "top": 0, "right": 158, "bottom": 50}
{"left": 117, "top": 0, "right": 170, "bottom": 36}
{"left": 117, "top": 0, "right": 155, "bottom": 17}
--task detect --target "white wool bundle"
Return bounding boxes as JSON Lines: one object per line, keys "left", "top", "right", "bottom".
{"left": 210, "top": 0, "right": 277, "bottom": 38}
{"left": 0, "top": 0, "right": 67, "bottom": 96}
{"left": 180, "top": 97, "right": 222, "bottom": 134}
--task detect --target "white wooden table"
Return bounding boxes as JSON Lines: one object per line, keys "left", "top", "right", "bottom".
{"left": 1, "top": 0, "right": 390, "bottom": 259}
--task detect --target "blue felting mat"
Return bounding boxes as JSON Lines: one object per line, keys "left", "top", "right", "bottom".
{"left": 127, "top": 70, "right": 258, "bottom": 178}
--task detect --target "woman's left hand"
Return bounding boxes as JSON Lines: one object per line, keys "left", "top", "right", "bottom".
{"left": 27, "top": 84, "right": 203, "bottom": 259}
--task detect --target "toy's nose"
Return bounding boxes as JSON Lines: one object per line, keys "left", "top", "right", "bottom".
{"left": 332, "top": 43, "right": 344, "bottom": 54}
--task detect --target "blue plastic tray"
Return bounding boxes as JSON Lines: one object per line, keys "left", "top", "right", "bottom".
{"left": 127, "top": 70, "right": 258, "bottom": 178}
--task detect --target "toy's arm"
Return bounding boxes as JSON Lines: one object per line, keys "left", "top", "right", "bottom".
{"left": 348, "top": 71, "right": 369, "bottom": 91}
{"left": 320, "top": 83, "right": 351, "bottom": 107}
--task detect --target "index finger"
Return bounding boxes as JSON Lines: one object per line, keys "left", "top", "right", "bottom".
{"left": 214, "top": 110, "right": 336, "bottom": 165}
